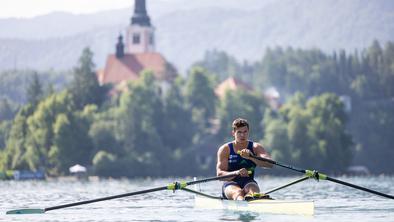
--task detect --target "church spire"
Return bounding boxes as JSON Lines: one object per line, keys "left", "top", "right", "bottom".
{"left": 131, "top": 0, "right": 151, "bottom": 26}
{"left": 115, "top": 34, "right": 125, "bottom": 58}
{"left": 125, "top": 0, "right": 155, "bottom": 53}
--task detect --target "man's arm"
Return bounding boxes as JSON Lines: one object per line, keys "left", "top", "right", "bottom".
{"left": 239, "top": 143, "right": 273, "bottom": 168}
{"left": 216, "top": 145, "right": 231, "bottom": 179}
{"left": 217, "top": 144, "right": 249, "bottom": 180}
{"left": 253, "top": 143, "right": 273, "bottom": 168}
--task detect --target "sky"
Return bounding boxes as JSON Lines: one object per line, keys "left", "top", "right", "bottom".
{"left": 0, "top": 0, "right": 135, "bottom": 18}
{"left": 0, "top": 0, "right": 269, "bottom": 19}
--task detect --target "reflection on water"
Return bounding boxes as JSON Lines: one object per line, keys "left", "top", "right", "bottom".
{"left": 238, "top": 212, "right": 258, "bottom": 222}
{"left": 219, "top": 212, "right": 258, "bottom": 222}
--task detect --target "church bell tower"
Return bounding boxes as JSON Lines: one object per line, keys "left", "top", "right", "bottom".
{"left": 125, "top": 0, "right": 155, "bottom": 53}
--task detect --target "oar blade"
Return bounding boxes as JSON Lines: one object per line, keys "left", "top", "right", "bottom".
{"left": 6, "top": 208, "right": 45, "bottom": 214}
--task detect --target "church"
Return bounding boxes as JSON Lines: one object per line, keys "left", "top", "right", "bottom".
{"left": 96, "top": 0, "right": 177, "bottom": 92}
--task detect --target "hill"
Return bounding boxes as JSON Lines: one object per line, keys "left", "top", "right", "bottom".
{"left": 0, "top": 0, "right": 393, "bottom": 73}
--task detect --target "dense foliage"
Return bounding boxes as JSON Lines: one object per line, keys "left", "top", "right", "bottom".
{"left": 194, "top": 40, "right": 394, "bottom": 174}
{"left": 0, "top": 40, "right": 393, "bottom": 176}
{"left": 0, "top": 69, "right": 70, "bottom": 104}
{"left": 263, "top": 93, "right": 353, "bottom": 172}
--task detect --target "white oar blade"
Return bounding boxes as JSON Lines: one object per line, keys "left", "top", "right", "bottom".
{"left": 6, "top": 208, "right": 45, "bottom": 214}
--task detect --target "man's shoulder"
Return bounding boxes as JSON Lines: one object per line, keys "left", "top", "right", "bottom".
{"left": 218, "top": 142, "right": 231, "bottom": 153}
{"left": 251, "top": 141, "right": 264, "bottom": 149}
{"left": 251, "top": 141, "right": 269, "bottom": 154}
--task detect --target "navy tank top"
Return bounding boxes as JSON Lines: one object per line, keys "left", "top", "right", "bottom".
{"left": 227, "top": 141, "right": 257, "bottom": 181}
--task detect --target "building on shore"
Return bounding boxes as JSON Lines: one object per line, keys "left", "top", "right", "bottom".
{"left": 97, "top": 0, "right": 177, "bottom": 94}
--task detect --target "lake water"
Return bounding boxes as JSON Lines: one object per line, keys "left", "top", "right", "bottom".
{"left": 1, "top": 176, "right": 393, "bottom": 222}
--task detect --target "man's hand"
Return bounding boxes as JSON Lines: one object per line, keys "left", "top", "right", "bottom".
{"left": 239, "top": 149, "right": 252, "bottom": 159}
{"left": 237, "top": 168, "right": 249, "bottom": 177}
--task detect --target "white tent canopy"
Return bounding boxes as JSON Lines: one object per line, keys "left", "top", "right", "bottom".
{"left": 69, "top": 164, "right": 87, "bottom": 173}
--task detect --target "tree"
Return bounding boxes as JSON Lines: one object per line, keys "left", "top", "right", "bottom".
{"left": 278, "top": 92, "right": 308, "bottom": 165}
{"left": 217, "top": 90, "right": 266, "bottom": 142}
{"left": 160, "top": 78, "right": 198, "bottom": 175}
{"left": 2, "top": 107, "right": 32, "bottom": 170}
{"left": 69, "top": 47, "right": 105, "bottom": 109}
{"left": 92, "top": 150, "right": 117, "bottom": 177}
{"left": 25, "top": 91, "right": 76, "bottom": 173}
{"left": 114, "top": 71, "right": 167, "bottom": 176}
{"left": 255, "top": 47, "right": 287, "bottom": 90}
{"left": 304, "top": 93, "right": 353, "bottom": 171}
{"left": 162, "top": 77, "right": 195, "bottom": 150}
{"left": 26, "top": 72, "right": 43, "bottom": 107}
{"left": 263, "top": 93, "right": 353, "bottom": 172}
{"left": 0, "top": 98, "right": 14, "bottom": 121}
{"left": 50, "top": 112, "right": 94, "bottom": 175}
{"left": 263, "top": 114, "right": 290, "bottom": 163}
{"left": 185, "top": 66, "right": 217, "bottom": 130}
{"left": 0, "top": 121, "right": 11, "bottom": 150}
{"left": 0, "top": 69, "right": 70, "bottom": 105}
{"left": 89, "top": 119, "right": 120, "bottom": 156}
{"left": 192, "top": 49, "right": 242, "bottom": 82}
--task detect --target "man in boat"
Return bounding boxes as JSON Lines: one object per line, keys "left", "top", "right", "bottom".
{"left": 216, "top": 118, "right": 273, "bottom": 200}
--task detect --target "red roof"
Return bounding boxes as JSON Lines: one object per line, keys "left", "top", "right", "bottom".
{"left": 97, "top": 52, "right": 173, "bottom": 85}
{"left": 215, "top": 77, "right": 253, "bottom": 98}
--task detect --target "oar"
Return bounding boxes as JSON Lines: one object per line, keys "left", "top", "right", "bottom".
{"left": 6, "top": 173, "right": 238, "bottom": 214}
{"left": 247, "top": 154, "right": 394, "bottom": 199}
{"left": 181, "top": 187, "right": 224, "bottom": 200}
{"left": 265, "top": 176, "right": 310, "bottom": 195}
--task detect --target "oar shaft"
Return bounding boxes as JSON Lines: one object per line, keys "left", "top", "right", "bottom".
{"left": 265, "top": 176, "right": 310, "bottom": 195}
{"left": 250, "top": 154, "right": 305, "bottom": 174}
{"left": 7, "top": 173, "right": 239, "bottom": 214}
{"left": 45, "top": 186, "right": 167, "bottom": 212}
{"left": 326, "top": 177, "right": 394, "bottom": 199}
{"left": 45, "top": 174, "right": 238, "bottom": 212}
{"left": 181, "top": 187, "right": 224, "bottom": 200}
{"left": 186, "top": 173, "right": 238, "bottom": 186}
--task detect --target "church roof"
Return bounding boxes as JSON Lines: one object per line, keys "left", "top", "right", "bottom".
{"left": 215, "top": 76, "right": 253, "bottom": 98}
{"left": 97, "top": 52, "right": 170, "bottom": 85}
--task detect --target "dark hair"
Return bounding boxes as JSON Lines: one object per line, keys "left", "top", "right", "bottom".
{"left": 232, "top": 118, "right": 249, "bottom": 131}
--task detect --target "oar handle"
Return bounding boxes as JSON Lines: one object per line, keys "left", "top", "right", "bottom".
{"left": 236, "top": 150, "right": 277, "bottom": 165}
{"left": 249, "top": 154, "right": 276, "bottom": 165}
{"left": 247, "top": 153, "right": 306, "bottom": 174}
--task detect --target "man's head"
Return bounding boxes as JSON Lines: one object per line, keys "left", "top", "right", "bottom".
{"left": 232, "top": 118, "right": 249, "bottom": 142}
{"left": 232, "top": 118, "right": 249, "bottom": 131}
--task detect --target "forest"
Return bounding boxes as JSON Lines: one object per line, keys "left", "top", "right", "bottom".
{"left": 0, "top": 40, "right": 393, "bottom": 177}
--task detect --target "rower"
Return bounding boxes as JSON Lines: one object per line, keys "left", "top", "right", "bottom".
{"left": 216, "top": 118, "right": 273, "bottom": 200}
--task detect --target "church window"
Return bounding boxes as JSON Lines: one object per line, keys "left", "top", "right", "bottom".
{"left": 149, "top": 34, "right": 154, "bottom": 45}
{"left": 132, "top": 33, "right": 140, "bottom": 44}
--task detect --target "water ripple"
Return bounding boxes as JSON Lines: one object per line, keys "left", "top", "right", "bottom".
{"left": 1, "top": 176, "right": 393, "bottom": 222}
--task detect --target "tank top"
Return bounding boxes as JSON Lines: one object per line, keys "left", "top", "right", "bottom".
{"left": 227, "top": 141, "right": 257, "bottom": 181}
